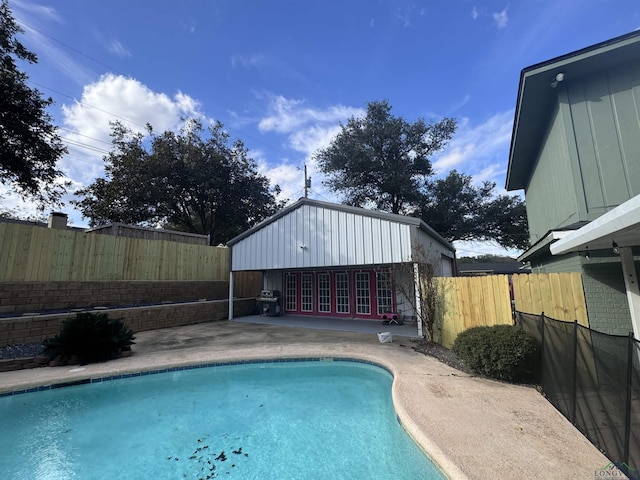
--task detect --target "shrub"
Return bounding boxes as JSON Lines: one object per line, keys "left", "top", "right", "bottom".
{"left": 452, "top": 325, "right": 539, "bottom": 383}
{"left": 43, "top": 312, "right": 135, "bottom": 365}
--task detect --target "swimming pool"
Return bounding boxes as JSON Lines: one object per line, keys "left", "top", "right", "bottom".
{"left": 0, "top": 360, "right": 445, "bottom": 479}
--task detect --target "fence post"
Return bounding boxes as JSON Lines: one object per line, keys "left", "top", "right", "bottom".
{"left": 571, "top": 320, "right": 578, "bottom": 425}
{"left": 540, "top": 312, "right": 545, "bottom": 388}
{"left": 623, "top": 332, "right": 633, "bottom": 466}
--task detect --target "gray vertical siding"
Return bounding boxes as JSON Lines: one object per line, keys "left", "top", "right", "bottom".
{"left": 525, "top": 103, "right": 578, "bottom": 241}
{"left": 565, "top": 63, "right": 640, "bottom": 213}
{"left": 525, "top": 62, "right": 640, "bottom": 242}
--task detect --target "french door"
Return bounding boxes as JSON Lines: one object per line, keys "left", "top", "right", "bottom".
{"left": 283, "top": 269, "right": 395, "bottom": 318}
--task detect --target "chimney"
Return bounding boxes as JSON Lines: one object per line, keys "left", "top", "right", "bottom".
{"left": 48, "top": 212, "right": 68, "bottom": 230}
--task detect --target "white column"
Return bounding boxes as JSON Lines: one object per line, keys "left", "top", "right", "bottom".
{"left": 619, "top": 247, "right": 640, "bottom": 339}
{"left": 228, "top": 271, "right": 235, "bottom": 320}
{"left": 413, "top": 263, "right": 423, "bottom": 337}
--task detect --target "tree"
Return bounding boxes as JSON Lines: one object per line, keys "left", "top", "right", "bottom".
{"left": 419, "top": 170, "right": 529, "bottom": 250}
{"left": 314, "top": 99, "right": 456, "bottom": 214}
{"left": 392, "top": 246, "right": 443, "bottom": 342}
{"left": 73, "top": 120, "right": 284, "bottom": 245}
{"left": 0, "top": 0, "right": 67, "bottom": 206}
{"left": 458, "top": 255, "right": 519, "bottom": 264}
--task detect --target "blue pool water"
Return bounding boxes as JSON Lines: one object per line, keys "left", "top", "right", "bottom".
{"left": 0, "top": 360, "right": 445, "bottom": 479}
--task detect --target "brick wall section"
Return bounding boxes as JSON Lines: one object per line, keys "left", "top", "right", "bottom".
{"left": 0, "top": 281, "right": 230, "bottom": 314}
{"left": 529, "top": 251, "right": 634, "bottom": 335}
{"left": 582, "top": 262, "right": 632, "bottom": 335}
{"left": 0, "top": 298, "right": 256, "bottom": 348}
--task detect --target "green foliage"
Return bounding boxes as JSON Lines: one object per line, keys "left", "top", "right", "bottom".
{"left": 453, "top": 325, "right": 539, "bottom": 383}
{"left": 43, "top": 312, "right": 135, "bottom": 365}
{"left": 73, "top": 119, "right": 284, "bottom": 245}
{"left": 0, "top": 0, "right": 68, "bottom": 206}
{"left": 314, "top": 99, "right": 456, "bottom": 214}
{"left": 419, "top": 170, "right": 529, "bottom": 250}
{"left": 313, "top": 100, "right": 528, "bottom": 250}
{"left": 457, "top": 255, "right": 518, "bottom": 264}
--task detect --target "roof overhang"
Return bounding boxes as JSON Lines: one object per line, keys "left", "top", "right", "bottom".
{"left": 227, "top": 197, "right": 455, "bottom": 252}
{"left": 550, "top": 195, "right": 640, "bottom": 255}
{"left": 505, "top": 30, "right": 640, "bottom": 191}
{"left": 517, "top": 230, "right": 573, "bottom": 262}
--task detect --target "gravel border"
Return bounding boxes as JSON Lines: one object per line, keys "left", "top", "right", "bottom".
{"left": 412, "top": 340, "right": 472, "bottom": 374}
{"left": 0, "top": 343, "right": 44, "bottom": 360}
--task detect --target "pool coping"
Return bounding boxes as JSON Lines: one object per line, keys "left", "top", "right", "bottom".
{"left": 0, "top": 321, "right": 610, "bottom": 480}
{"left": 0, "top": 353, "right": 467, "bottom": 480}
{"left": 0, "top": 356, "right": 392, "bottom": 397}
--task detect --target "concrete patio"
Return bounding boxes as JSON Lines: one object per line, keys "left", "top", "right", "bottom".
{"left": 0, "top": 318, "right": 610, "bottom": 480}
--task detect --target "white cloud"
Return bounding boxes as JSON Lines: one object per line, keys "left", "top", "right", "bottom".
{"left": 454, "top": 239, "right": 522, "bottom": 258}
{"left": 433, "top": 110, "right": 513, "bottom": 185}
{"left": 471, "top": 6, "right": 479, "bottom": 20}
{"left": 492, "top": 8, "right": 509, "bottom": 28}
{"left": 231, "top": 54, "right": 267, "bottom": 68}
{"left": 393, "top": 3, "right": 425, "bottom": 28}
{"left": 288, "top": 124, "right": 343, "bottom": 157}
{"left": 108, "top": 39, "right": 131, "bottom": 58}
{"left": 62, "top": 74, "right": 201, "bottom": 141}
{"left": 55, "top": 74, "right": 205, "bottom": 220}
{"left": 258, "top": 95, "right": 363, "bottom": 135}
{"left": 12, "top": 0, "right": 61, "bottom": 22}
{"left": 12, "top": 2, "right": 95, "bottom": 85}
{"left": 256, "top": 160, "right": 305, "bottom": 203}
{"left": 254, "top": 95, "right": 365, "bottom": 203}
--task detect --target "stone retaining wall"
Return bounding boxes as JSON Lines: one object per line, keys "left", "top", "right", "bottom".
{"left": 0, "top": 281, "right": 230, "bottom": 314}
{"left": 0, "top": 298, "right": 256, "bottom": 348}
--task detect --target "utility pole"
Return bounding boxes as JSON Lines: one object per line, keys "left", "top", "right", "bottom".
{"left": 304, "top": 164, "right": 311, "bottom": 198}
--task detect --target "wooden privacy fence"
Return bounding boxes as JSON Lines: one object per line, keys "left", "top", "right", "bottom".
{"left": 435, "top": 272, "right": 588, "bottom": 348}
{"left": 511, "top": 272, "right": 588, "bottom": 326}
{"left": 0, "top": 222, "right": 229, "bottom": 281}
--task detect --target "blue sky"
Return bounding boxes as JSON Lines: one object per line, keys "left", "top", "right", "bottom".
{"left": 5, "top": 0, "right": 640, "bottom": 257}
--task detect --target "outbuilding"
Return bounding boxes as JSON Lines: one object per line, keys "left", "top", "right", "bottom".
{"left": 227, "top": 198, "right": 456, "bottom": 336}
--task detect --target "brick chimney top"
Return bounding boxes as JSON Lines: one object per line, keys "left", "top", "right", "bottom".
{"left": 48, "top": 212, "right": 68, "bottom": 229}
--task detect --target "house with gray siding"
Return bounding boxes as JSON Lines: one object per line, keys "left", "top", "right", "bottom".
{"left": 226, "top": 198, "right": 456, "bottom": 336}
{"left": 506, "top": 31, "right": 640, "bottom": 336}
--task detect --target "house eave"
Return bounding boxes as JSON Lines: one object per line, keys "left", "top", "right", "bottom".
{"left": 506, "top": 30, "right": 640, "bottom": 192}
{"left": 550, "top": 195, "right": 640, "bottom": 255}
{"left": 517, "top": 230, "right": 573, "bottom": 262}
{"left": 227, "top": 197, "right": 455, "bottom": 252}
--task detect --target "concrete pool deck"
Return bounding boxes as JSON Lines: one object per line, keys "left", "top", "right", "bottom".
{"left": 0, "top": 319, "right": 609, "bottom": 479}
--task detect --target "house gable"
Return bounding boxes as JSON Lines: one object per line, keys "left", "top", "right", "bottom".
{"left": 227, "top": 198, "right": 454, "bottom": 271}
{"left": 506, "top": 30, "right": 640, "bottom": 242}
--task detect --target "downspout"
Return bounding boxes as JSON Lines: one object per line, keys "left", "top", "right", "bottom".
{"left": 228, "top": 271, "right": 235, "bottom": 320}
{"left": 413, "top": 262, "right": 423, "bottom": 337}
{"left": 228, "top": 247, "right": 234, "bottom": 320}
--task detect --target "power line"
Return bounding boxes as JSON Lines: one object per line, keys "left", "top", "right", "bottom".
{"left": 30, "top": 81, "right": 149, "bottom": 130}
{"left": 20, "top": 24, "right": 317, "bottom": 191}
{"left": 16, "top": 19, "right": 128, "bottom": 77}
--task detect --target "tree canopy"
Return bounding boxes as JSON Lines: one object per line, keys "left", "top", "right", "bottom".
{"left": 0, "top": 0, "right": 67, "bottom": 206}
{"left": 313, "top": 100, "right": 529, "bottom": 250}
{"left": 73, "top": 120, "right": 284, "bottom": 245}
{"left": 419, "top": 170, "right": 529, "bottom": 250}
{"left": 314, "top": 99, "right": 456, "bottom": 214}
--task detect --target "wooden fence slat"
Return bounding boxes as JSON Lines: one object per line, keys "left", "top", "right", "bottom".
{"left": 437, "top": 272, "right": 588, "bottom": 348}
{"left": 570, "top": 272, "right": 589, "bottom": 326}
{"left": 0, "top": 222, "right": 229, "bottom": 281}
